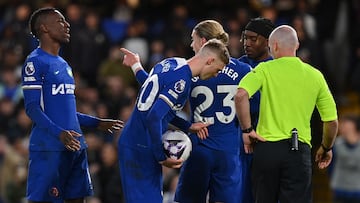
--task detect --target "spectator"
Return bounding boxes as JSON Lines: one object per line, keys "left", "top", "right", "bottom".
{"left": 330, "top": 115, "right": 360, "bottom": 203}
{"left": 97, "top": 143, "right": 124, "bottom": 203}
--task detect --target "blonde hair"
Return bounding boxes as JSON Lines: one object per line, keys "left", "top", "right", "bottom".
{"left": 201, "top": 38, "right": 230, "bottom": 65}
{"left": 193, "top": 20, "right": 229, "bottom": 46}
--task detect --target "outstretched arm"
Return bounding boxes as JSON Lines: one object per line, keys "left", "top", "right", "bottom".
{"left": 120, "top": 48, "right": 148, "bottom": 84}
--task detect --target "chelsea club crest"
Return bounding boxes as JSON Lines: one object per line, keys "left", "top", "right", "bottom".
{"left": 66, "top": 67, "right": 73, "bottom": 77}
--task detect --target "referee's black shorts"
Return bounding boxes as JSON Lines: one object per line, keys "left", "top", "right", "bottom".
{"left": 251, "top": 139, "right": 312, "bottom": 203}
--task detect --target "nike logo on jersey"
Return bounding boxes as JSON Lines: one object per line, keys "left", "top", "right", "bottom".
{"left": 54, "top": 70, "right": 60, "bottom": 75}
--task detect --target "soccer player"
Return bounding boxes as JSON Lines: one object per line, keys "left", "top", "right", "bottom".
{"left": 235, "top": 25, "right": 338, "bottom": 203}
{"left": 174, "top": 20, "right": 253, "bottom": 203}
{"left": 238, "top": 17, "right": 275, "bottom": 203}
{"left": 118, "top": 38, "right": 230, "bottom": 203}
{"left": 22, "top": 8, "right": 123, "bottom": 203}
{"left": 239, "top": 17, "right": 275, "bottom": 67}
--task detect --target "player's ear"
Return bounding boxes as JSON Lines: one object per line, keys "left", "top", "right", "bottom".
{"left": 206, "top": 57, "right": 215, "bottom": 65}
{"left": 39, "top": 24, "right": 48, "bottom": 34}
{"left": 201, "top": 37, "right": 207, "bottom": 46}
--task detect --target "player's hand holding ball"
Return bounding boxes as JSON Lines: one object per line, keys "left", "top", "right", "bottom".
{"left": 160, "top": 130, "right": 193, "bottom": 168}
{"left": 159, "top": 158, "right": 183, "bottom": 169}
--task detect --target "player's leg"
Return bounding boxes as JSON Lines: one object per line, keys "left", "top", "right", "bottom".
{"left": 279, "top": 142, "right": 312, "bottom": 203}
{"left": 118, "top": 144, "right": 163, "bottom": 203}
{"left": 208, "top": 150, "right": 241, "bottom": 203}
{"left": 175, "top": 144, "right": 211, "bottom": 203}
{"left": 63, "top": 149, "right": 93, "bottom": 202}
{"left": 239, "top": 153, "right": 254, "bottom": 203}
{"left": 239, "top": 131, "right": 255, "bottom": 203}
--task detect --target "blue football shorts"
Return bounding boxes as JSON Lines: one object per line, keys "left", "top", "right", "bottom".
{"left": 175, "top": 144, "right": 241, "bottom": 203}
{"left": 118, "top": 143, "right": 163, "bottom": 203}
{"left": 26, "top": 149, "right": 93, "bottom": 202}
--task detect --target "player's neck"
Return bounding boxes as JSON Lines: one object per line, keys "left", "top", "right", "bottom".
{"left": 256, "top": 52, "right": 272, "bottom": 62}
{"left": 186, "top": 56, "right": 202, "bottom": 77}
{"left": 39, "top": 41, "right": 61, "bottom": 56}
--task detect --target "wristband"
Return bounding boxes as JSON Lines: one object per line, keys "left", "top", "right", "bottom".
{"left": 242, "top": 126, "right": 253, "bottom": 133}
{"left": 131, "top": 62, "right": 142, "bottom": 73}
{"left": 321, "top": 143, "right": 332, "bottom": 152}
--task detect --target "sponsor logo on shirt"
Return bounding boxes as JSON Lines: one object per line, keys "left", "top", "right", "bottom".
{"left": 52, "top": 83, "right": 75, "bottom": 95}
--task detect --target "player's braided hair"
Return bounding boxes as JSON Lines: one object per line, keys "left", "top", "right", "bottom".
{"left": 29, "top": 7, "right": 56, "bottom": 39}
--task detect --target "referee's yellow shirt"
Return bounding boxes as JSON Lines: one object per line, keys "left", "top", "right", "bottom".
{"left": 239, "top": 57, "right": 337, "bottom": 147}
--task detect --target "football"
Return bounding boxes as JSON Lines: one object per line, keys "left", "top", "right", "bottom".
{"left": 162, "top": 130, "right": 192, "bottom": 161}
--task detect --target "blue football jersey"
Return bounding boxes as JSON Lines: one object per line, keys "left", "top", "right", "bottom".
{"left": 238, "top": 55, "right": 273, "bottom": 68}
{"left": 22, "top": 48, "right": 98, "bottom": 151}
{"left": 189, "top": 57, "right": 252, "bottom": 154}
{"left": 119, "top": 57, "right": 192, "bottom": 161}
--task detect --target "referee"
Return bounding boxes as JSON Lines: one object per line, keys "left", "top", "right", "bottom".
{"left": 235, "top": 25, "right": 338, "bottom": 203}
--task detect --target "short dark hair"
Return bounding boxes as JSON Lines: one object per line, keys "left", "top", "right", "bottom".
{"left": 29, "top": 7, "right": 56, "bottom": 39}
{"left": 245, "top": 17, "right": 275, "bottom": 39}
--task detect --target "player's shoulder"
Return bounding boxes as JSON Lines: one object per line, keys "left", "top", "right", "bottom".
{"left": 23, "top": 49, "right": 47, "bottom": 73}
{"left": 25, "top": 48, "right": 51, "bottom": 66}
{"left": 155, "top": 57, "right": 190, "bottom": 77}
{"left": 228, "top": 57, "right": 252, "bottom": 73}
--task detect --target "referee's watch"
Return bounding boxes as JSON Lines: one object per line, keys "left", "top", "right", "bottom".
{"left": 242, "top": 126, "right": 253, "bottom": 133}
{"left": 321, "top": 143, "right": 333, "bottom": 152}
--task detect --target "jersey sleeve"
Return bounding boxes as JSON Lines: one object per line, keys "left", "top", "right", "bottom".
{"left": 22, "top": 59, "right": 64, "bottom": 137}
{"left": 158, "top": 78, "right": 188, "bottom": 110}
{"left": 135, "top": 69, "right": 149, "bottom": 84}
{"left": 170, "top": 115, "right": 192, "bottom": 132}
{"left": 77, "top": 112, "right": 100, "bottom": 127}
{"left": 238, "top": 64, "right": 264, "bottom": 97}
{"left": 316, "top": 74, "right": 338, "bottom": 122}
{"left": 145, "top": 98, "right": 171, "bottom": 162}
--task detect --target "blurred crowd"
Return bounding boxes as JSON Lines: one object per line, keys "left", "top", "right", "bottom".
{"left": 0, "top": 0, "right": 360, "bottom": 203}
